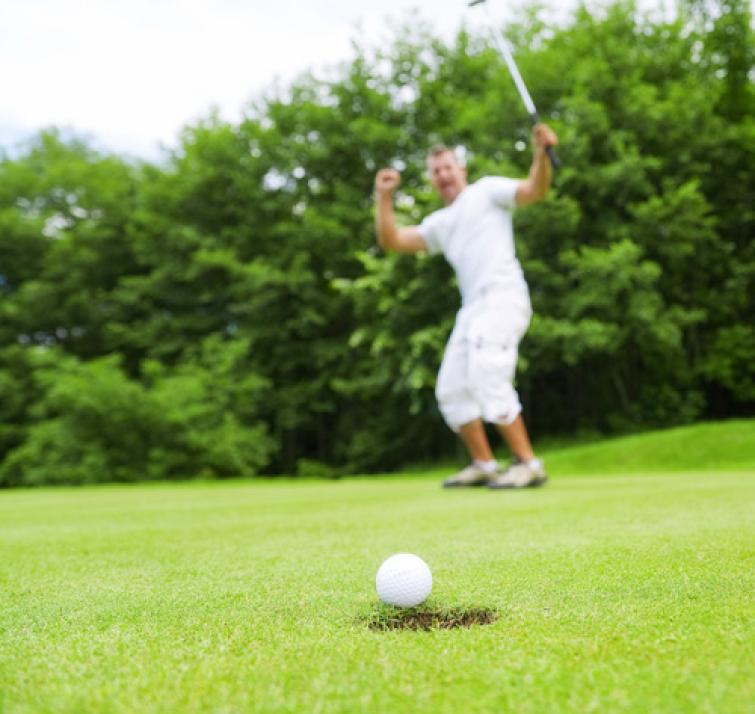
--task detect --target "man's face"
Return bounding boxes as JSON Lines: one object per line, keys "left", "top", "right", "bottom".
{"left": 427, "top": 150, "right": 468, "bottom": 205}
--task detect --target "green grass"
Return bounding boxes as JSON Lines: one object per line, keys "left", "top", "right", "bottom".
{"left": 541, "top": 419, "right": 755, "bottom": 475}
{"left": 1, "top": 422, "right": 754, "bottom": 713}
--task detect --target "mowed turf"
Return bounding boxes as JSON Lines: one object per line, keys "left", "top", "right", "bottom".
{"left": 1, "top": 424, "right": 754, "bottom": 713}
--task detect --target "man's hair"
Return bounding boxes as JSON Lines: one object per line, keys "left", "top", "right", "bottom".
{"left": 426, "top": 144, "right": 466, "bottom": 167}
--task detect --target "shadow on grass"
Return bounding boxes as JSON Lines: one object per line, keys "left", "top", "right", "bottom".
{"left": 364, "top": 605, "right": 498, "bottom": 631}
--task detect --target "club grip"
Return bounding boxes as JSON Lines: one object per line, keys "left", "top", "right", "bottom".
{"left": 546, "top": 145, "right": 561, "bottom": 169}
{"left": 530, "top": 113, "right": 560, "bottom": 169}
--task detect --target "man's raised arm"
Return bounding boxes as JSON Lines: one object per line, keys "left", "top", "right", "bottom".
{"left": 374, "top": 168, "right": 427, "bottom": 254}
{"left": 515, "top": 124, "right": 559, "bottom": 207}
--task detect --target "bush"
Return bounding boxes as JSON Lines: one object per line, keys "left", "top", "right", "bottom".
{"left": 0, "top": 339, "right": 276, "bottom": 486}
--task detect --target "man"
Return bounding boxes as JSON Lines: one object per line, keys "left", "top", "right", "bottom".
{"left": 374, "top": 124, "right": 558, "bottom": 489}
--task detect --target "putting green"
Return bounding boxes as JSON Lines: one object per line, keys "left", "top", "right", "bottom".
{"left": 1, "top": 463, "right": 753, "bottom": 713}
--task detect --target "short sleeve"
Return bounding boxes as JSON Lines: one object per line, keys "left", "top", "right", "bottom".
{"left": 484, "top": 176, "right": 519, "bottom": 211}
{"left": 418, "top": 210, "right": 445, "bottom": 255}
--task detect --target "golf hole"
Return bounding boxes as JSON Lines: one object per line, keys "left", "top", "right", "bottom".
{"left": 366, "top": 607, "right": 498, "bottom": 631}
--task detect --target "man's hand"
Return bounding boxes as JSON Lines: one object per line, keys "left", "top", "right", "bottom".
{"left": 532, "top": 123, "right": 558, "bottom": 154}
{"left": 374, "top": 166, "right": 426, "bottom": 253}
{"left": 375, "top": 168, "right": 401, "bottom": 199}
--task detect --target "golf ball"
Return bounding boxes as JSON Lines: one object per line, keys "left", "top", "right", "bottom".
{"left": 375, "top": 553, "right": 432, "bottom": 608}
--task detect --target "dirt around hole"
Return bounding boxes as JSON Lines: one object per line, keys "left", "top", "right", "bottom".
{"left": 366, "top": 606, "right": 498, "bottom": 631}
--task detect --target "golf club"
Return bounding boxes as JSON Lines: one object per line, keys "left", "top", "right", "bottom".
{"left": 469, "top": 0, "right": 560, "bottom": 168}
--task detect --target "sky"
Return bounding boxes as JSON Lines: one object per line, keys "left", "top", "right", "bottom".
{"left": 2, "top": 0, "right": 579, "bottom": 159}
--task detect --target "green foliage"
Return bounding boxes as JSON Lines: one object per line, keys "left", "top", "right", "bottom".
{"left": 0, "top": 0, "right": 752, "bottom": 483}
{"left": 0, "top": 352, "right": 160, "bottom": 487}
{"left": 0, "top": 340, "right": 273, "bottom": 487}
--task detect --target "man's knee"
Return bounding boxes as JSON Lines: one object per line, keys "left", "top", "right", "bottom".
{"left": 436, "top": 384, "right": 480, "bottom": 433}
{"left": 480, "top": 381, "right": 522, "bottom": 426}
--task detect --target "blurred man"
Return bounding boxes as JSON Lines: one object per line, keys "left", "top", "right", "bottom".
{"left": 374, "top": 124, "right": 557, "bottom": 489}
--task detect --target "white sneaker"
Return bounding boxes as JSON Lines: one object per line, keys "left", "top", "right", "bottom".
{"left": 442, "top": 463, "right": 494, "bottom": 488}
{"left": 487, "top": 459, "right": 547, "bottom": 489}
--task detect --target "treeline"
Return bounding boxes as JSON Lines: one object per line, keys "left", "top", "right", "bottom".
{"left": 0, "top": 1, "right": 752, "bottom": 485}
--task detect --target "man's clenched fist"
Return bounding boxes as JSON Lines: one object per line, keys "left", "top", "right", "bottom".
{"left": 532, "top": 123, "right": 558, "bottom": 151}
{"left": 375, "top": 168, "right": 401, "bottom": 198}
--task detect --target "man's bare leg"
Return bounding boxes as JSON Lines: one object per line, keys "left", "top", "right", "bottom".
{"left": 458, "top": 419, "right": 495, "bottom": 461}
{"left": 495, "top": 414, "right": 535, "bottom": 462}
{"left": 488, "top": 413, "right": 547, "bottom": 488}
{"left": 442, "top": 419, "right": 498, "bottom": 487}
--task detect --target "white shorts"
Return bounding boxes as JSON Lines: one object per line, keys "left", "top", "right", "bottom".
{"left": 435, "top": 285, "right": 532, "bottom": 431}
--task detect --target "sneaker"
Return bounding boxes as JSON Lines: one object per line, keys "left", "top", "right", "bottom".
{"left": 442, "top": 463, "right": 495, "bottom": 488}
{"left": 487, "top": 459, "right": 548, "bottom": 489}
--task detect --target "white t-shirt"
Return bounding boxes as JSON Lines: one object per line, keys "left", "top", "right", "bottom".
{"left": 418, "top": 176, "right": 527, "bottom": 304}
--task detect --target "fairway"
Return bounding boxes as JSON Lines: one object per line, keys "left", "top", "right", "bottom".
{"left": 2, "top": 465, "right": 753, "bottom": 713}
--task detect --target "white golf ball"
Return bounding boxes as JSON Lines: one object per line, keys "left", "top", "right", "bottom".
{"left": 375, "top": 553, "right": 432, "bottom": 608}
